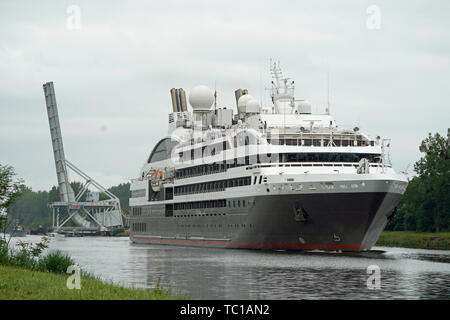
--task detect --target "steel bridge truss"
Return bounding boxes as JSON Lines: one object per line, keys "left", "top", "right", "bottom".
{"left": 49, "top": 159, "right": 125, "bottom": 232}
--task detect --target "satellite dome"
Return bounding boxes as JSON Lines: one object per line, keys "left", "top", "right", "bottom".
{"left": 188, "top": 85, "right": 214, "bottom": 110}
{"left": 237, "top": 94, "right": 254, "bottom": 113}
{"left": 245, "top": 99, "right": 261, "bottom": 113}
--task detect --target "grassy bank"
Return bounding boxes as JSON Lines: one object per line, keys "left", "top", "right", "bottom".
{"left": 376, "top": 231, "right": 450, "bottom": 250}
{"left": 0, "top": 264, "right": 184, "bottom": 300}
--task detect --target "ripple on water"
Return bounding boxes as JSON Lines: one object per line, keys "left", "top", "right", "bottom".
{"left": 6, "top": 235, "right": 450, "bottom": 299}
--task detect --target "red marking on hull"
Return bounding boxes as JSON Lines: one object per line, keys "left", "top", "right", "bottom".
{"left": 131, "top": 237, "right": 368, "bottom": 249}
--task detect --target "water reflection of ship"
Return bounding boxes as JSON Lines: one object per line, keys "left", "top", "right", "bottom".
{"left": 138, "top": 247, "right": 450, "bottom": 299}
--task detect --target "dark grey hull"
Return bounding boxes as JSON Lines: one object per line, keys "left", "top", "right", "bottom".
{"left": 130, "top": 191, "right": 402, "bottom": 251}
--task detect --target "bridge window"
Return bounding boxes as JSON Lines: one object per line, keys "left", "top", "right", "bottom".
{"left": 280, "top": 153, "right": 380, "bottom": 163}
{"left": 147, "top": 138, "right": 179, "bottom": 163}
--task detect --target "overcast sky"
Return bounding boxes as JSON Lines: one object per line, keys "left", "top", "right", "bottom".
{"left": 0, "top": 0, "right": 449, "bottom": 191}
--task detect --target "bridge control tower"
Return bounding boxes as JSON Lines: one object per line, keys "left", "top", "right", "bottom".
{"left": 43, "top": 82, "right": 124, "bottom": 233}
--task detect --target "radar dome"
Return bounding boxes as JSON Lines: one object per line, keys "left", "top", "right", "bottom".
{"left": 245, "top": 99, "right": 261, "bottom": 113}
{"left": 237, "top": 94, "right": 254, "bottom": 113}
{"left": 188, "top": 85, "right": 215, "bottom": 110}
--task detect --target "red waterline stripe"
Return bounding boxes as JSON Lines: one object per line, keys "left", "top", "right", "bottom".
{"left": 132, "top": 237, "right": 368, "bottom": 249}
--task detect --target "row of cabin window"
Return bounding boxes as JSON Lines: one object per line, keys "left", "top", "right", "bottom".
{"left": 175, "top": 213, "right": 226, "bottom": 218}
{"left": 178, "top": 223, "right": 252, "bottom": 228}
{"left": 268, "top": 138, "right": 374, "bottom": 147}
{"left": 175, "top": 162, "right": 228, "bottom": 179}
{"left": 177, "top": 134, "right": 261, "bottom": 163}
{"left": 132, "top": 207, "right": 142, "bottom": 216}
{"left": 228, "top": 199, "right": 246, "bottom": 208}
{"left": 178, "top": 141, "right": 231, "bottom": 161}
{"left": 132, "top": 222, "right": 146, "bottom": 232}
{"left": 280, "top": 153, "right": 381, "bottom": 163}
{"left": 182, "top": 133, "right": 258, "bottom": 155}
{"left": 175, "top": 156, "right": 276, "bottom": 179}
{"left": 174, "top": 199, "right": 227, "bottom": 210}
{"left": 174, "top": 176, "right": 252, "bottom": 196}
{"left": 185, "top": 130, "right": 259, "bottom": 147}
{"left": 175, "top": 152, "right": 380, "bottom": 180}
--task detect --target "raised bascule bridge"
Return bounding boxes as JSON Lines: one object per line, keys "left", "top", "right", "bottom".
{"left": 43, "top": 82, "right": 124, "bottom": 236}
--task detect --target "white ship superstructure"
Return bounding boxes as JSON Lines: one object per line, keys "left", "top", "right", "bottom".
{"left": 129, "top": 62, "right": 408, "bottom": 251}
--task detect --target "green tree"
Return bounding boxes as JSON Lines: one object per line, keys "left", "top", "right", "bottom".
{"left": 413, "top": 132, "right": 450, "bottom": 232}
{"left": 0, "top": 164, "right": 25, "bottom": 211}
{"left": 388, "top": 132, "right": 449, "bottom": 232}
{"left": 8, "top": 188, "right": 52, "bottom": 229}
{"left": 98, "top": 182, "right": 130, "bottom": 206}
{"left": 0, "top": 164, "right": 25, "bottom": 234}
{"left": 70, "top": 181, "right": 85, "bottom": 201}
{"left": 107, "top": 183, "right": 131, "bottom": 207}
{"left": 48, "top": 185, "right": 59, "bottom": 202}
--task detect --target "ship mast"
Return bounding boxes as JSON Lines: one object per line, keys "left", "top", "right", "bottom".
{"left": 270, "top": 61, "right": 295, "bottom": 115}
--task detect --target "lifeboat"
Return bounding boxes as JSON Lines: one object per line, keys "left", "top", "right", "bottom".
{"left": 150, "top": 169, "right": 163, "bottom": 192}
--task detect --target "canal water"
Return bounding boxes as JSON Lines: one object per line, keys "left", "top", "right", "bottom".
{"left": 6, "top": 235, "right": 450, "bottom": 299}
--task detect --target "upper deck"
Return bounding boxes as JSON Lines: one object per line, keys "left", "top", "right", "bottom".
{"left": 135, "top": 61, "right": 394, "bottom": 181}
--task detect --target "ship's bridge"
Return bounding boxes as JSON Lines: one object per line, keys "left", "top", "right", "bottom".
{"left": 260, "top": 113, "right": 335, "bottom": 131}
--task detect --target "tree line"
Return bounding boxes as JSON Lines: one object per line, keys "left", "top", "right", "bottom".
{"left": 386, "top": 132, "right": 449, "bottom": 232}
{"left": 4, "top": 181, "right": 130, "bottom": 229}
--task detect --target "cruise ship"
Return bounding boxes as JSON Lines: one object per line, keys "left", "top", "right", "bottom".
{"left": 129, "top": 62, "right": 408, "bottom": 251}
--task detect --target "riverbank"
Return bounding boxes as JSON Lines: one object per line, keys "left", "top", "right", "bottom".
{"left": 376, "top": 231, "right": 450, "bottom": 250}
{"left": 0, "top": 265, "right": 185, "bottom": 300}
